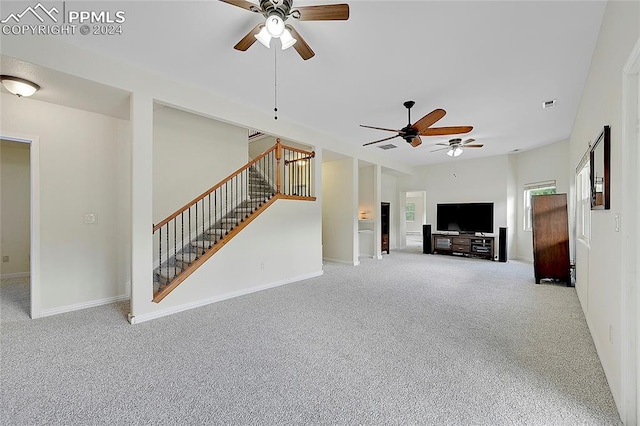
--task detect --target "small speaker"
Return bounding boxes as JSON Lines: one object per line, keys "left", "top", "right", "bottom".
{"left": 423, "top": 224, "right": 432, "bottom": 254}
{"left": 498, "top": 227, "right": 507, "bottom": 262}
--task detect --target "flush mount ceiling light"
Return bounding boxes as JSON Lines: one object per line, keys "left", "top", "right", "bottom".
{"left": 0, "top": 75, "right": 40, "bottom": 97}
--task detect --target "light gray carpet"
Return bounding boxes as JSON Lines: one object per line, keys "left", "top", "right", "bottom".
{"left": 1, "top": 250, "right": 621, "bottom": 425}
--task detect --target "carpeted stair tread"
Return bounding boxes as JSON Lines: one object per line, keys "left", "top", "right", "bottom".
{"left": 191, "top": 240, "right": 217, "bottom": 249}
{"left": 157, "top": 265, "right": 184, "bottom": 281}
{"left": 154, "top": 167, "right": 274, "bottom": 287}
{"left": 175, "top": 252, "right": 199, "bottom": 262}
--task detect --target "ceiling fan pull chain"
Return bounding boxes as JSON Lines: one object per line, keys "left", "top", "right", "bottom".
{"left": 274, "top": 46, "right": 278, "bottom": 120}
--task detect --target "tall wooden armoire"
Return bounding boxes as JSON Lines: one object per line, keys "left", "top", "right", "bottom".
{"left": 531, "top": 194, "right": 570, "bottom": 285}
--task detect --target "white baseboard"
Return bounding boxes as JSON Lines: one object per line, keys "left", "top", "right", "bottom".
{"left": 323, "top": 257, "right": 359, "bottom": 266}
{"left": 128, "top": 270, "right": 324, "bottom": 325}
{"left": 36, "top": 294, "right": 130, "bottom": 319}
{"left": 1, "top": 272, "right": 30, "bottom": 279}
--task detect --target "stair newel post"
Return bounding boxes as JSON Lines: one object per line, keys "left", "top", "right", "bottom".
{"left": 276, "top": 138, "right": 282, "bottom": 195}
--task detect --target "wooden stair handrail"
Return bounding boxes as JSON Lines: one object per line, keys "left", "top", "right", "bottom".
{"left": 280, "top": 143, "right": 314, "bottom": 156}
{"left": 153, "top": 144, "right": 277, "bottom": 232}
{"left": 153, "top": 140, "right": 316, "bottom": 232}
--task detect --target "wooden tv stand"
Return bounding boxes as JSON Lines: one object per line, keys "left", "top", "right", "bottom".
{"left": 432, "top": 234, "right": 495, "bottom": 260}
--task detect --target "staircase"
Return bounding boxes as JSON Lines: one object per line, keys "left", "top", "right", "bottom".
{"left": 152, "top": 140, "right": 315, "bottom": 303}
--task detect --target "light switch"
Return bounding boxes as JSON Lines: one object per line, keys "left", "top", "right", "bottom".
{"left": 615, "top": 213, "right": 620, "bottom": 232}
{"left": 85, "top": 213, "right": 97, "bottom": 224}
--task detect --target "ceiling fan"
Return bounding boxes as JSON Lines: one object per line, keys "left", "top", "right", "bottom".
{"left": 431, "top": 138, "right": 484, "bottom": 157}
{"left": 361, "top": 101, "right": 473, "bottom": 148}
{"left": 220, "top": 0, "right": 350, "bottom": 60}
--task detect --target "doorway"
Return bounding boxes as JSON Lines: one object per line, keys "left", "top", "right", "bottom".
{"left": 404, "top": 191, "right": 426, "bottom": 250}
{"left": 0, "top": 133, "right": 40, "bottom": 319}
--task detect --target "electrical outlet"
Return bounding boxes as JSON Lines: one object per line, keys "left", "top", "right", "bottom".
{"left": 2, "top": 256, "right": 8, "bottom": 263}
{"left": 609, "top": 325, "right": 613, "bottom": 344}
{"left": 85, "top": 213, "right": 97, "bottom": 224}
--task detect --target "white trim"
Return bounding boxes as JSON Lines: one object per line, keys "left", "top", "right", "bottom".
{"left": 128, "top": 270, "right": 324, "bottom": 324}
{"left": 38, "top": 294, "right": 130, "bottom": 319}
{"left": 523, "top": 180, "right": 557, "bottom": 191}
{"left": 0, "top": 132, "right": 41, "bottom": 320}
{"left": 0, "top": 272, "right": 30, "bottom": 279}
{"left": 621, "top": 36, "right": 640, "bottom": 426}
{"left": 323, "top": 257, "right": 360, "bottom": 266}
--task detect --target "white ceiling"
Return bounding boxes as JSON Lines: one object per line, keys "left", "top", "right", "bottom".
{"left": 0, "top": 56, "right": 131, "bottom": 120}
{"left": 3, "top": 1, "right": 607, "bottom": 167}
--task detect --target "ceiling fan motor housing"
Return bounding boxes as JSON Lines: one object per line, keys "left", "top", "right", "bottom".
{"left": 260, "top": 0, "right": 293, "bottom": 19}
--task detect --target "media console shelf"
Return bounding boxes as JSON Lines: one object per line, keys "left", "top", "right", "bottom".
{"left": 432, "top": 234, "right": 495, "bottom": 260}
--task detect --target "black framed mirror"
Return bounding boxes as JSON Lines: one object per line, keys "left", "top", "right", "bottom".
{"left": 590, "top": 125, "right": 610, "bottom": 210}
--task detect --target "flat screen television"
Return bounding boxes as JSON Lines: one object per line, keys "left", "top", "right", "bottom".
{"left": 436, "top": 202, "right": 494, "bottom": 234}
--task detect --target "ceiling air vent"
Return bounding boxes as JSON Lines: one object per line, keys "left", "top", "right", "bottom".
{"left": 378, "top": 144, "right": 397, "bottom": 150}
{"left": 542, "top": 99, "right": 556, "bottom": 109}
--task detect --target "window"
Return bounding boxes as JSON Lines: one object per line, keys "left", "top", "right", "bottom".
{"left": 405, "top": 202, "right": 415, "bottom": 222}
{"left": 523, "top": 181, "right": 557, "bottom": 231}
{"left": 576, "top": 164, "right": 590, "bottom": 241}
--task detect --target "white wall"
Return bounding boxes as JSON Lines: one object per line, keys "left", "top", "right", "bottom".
{"left": 0, "top": 141, "right": 30, "bottom": 276}
{"left": 358, "top": 165, "right": 374, "bottom": 219}
{"left": 0, "top": 93, "right": 131, "bottom": 313}
{"left": 398, "top": 155, "right": 514, "bottom": 259}
{"left": 515, "top": 140, "right": 570, "bottom": 261}
{"left": 358, "top": 165, "right": 375, "bottom": 257}
{"left": 568, "top": 0, "right": 640, "bottom": 415}
{"left": 153, "top": 106, "right": 247, "bottom": 223}
{"left": 322, "top": 157, "right": 358, "bottom": 265}
{"left": 134, "top": 197, "right": 323, "bottom": 321}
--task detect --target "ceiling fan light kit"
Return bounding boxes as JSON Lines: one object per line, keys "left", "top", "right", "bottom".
{"left": 433, "top": 137, "right": 484, "bottom": 157}
{"left": 447, "top": 147, "right": 463, "bottom": 157}
{"left": 221, "top": 0, "right": 350, "bottom": 60}
{"left": 255, "top": 14, "right": 297, "bottom": 49}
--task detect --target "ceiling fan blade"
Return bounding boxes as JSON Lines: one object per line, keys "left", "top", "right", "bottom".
{"left": 363, "top": 135, "right": 400, "bottom": 147}
{"left": 291, "top": 4, "right": 350, "bottom": 21}
{"left": 285, "top": 25, "right": 315, "bottom": 60}
{"left": 412, "top": 109, "right": 446, "bottom": 134}
{"left": 410, "top": 136, "right": 422, "bottom": 147}
{"left": 234, "top": 23, "right": 263, "bottom": 51}
{"left": 435, "top": 142, "right": 450, "bottom": 146}
{"left": 419, "top": 126, "right": 473, "bottom": 136}
{"left": 359, "top": 125, "right": 402, "bottom": 133}
{"left": 219, "top": 0, "right": 260, "bottom": 12}
{"left": 430, "top": 147, "right": 449, "bottom": 153}
{"left": 462, "top": 138, "right": 476, "bottom": 145}
{"left": 464, "top": 144, "right": 484, "bottom": 148}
